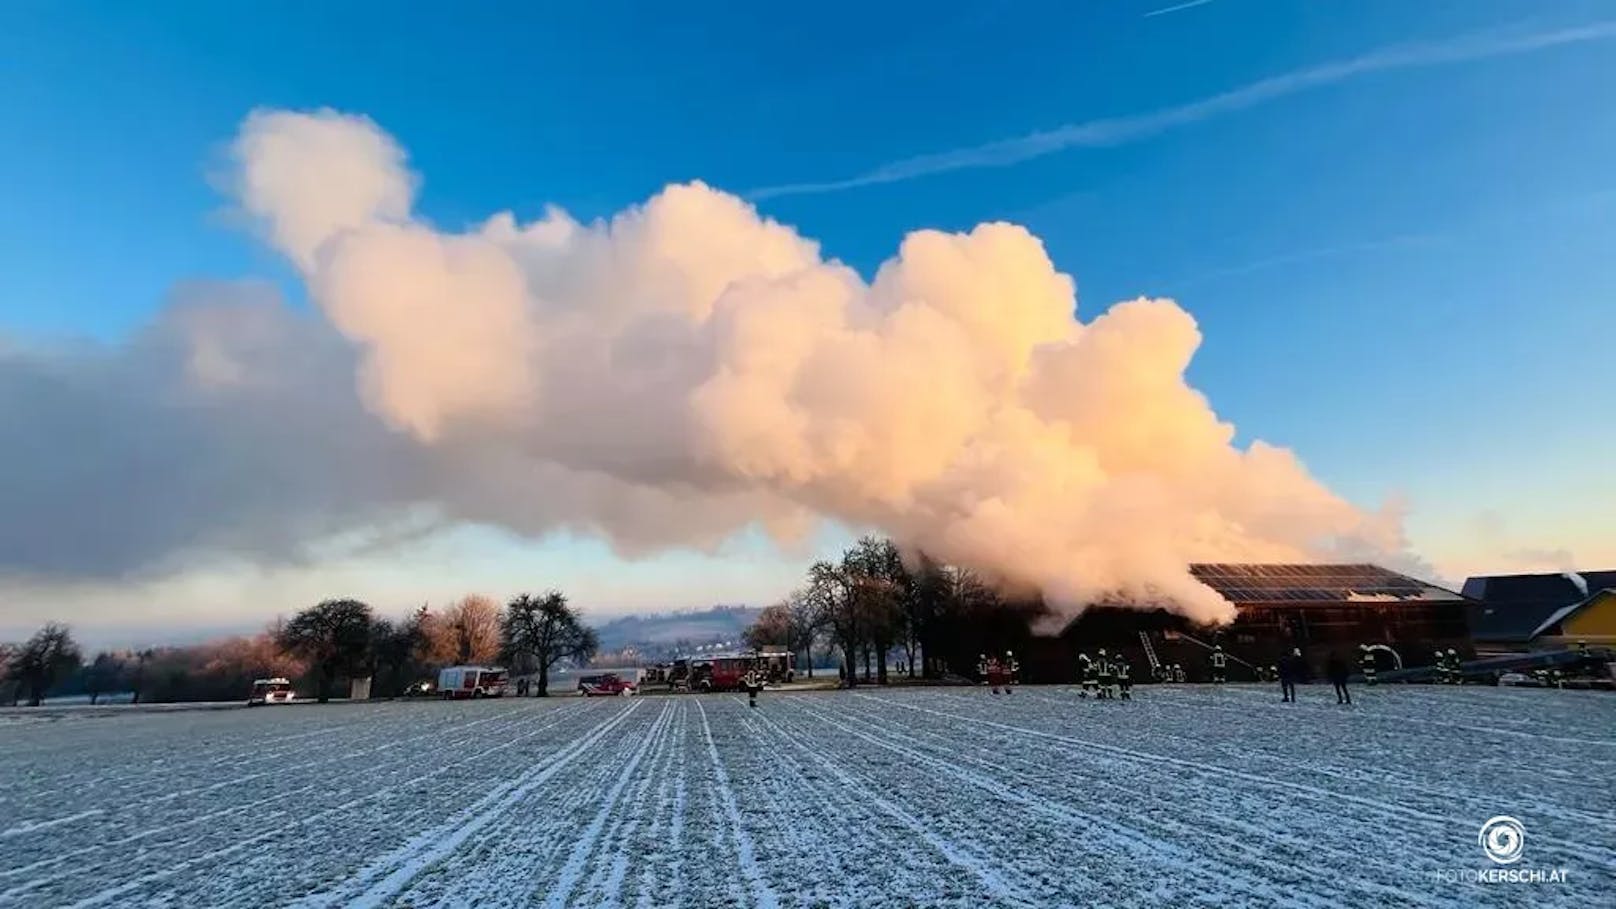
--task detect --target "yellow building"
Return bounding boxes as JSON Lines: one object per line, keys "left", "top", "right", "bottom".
{"left": 1464, "top": 570, "right": 1616, "bottom": 650}
{"left": 1531, "top": 589, "right": 1616, "bottom": 647}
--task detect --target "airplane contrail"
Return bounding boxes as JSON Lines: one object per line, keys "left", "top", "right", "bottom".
{"left": 1145, "top": 0, "right": 1217, "bottom": 18}
{"left": 749, "top": 20, "right": 1616, "bottom": 199}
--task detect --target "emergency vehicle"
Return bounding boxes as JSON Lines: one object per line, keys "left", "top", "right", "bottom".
{"left": 247, "top": 677, "right": 295, "bottom": 706}
{"left": 436, "top": 665, "right": 508, "bottom": 698}
{"left": 577, "top": 673, "right": 638, "bottom": 696}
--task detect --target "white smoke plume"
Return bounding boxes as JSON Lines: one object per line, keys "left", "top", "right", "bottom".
{"left": 216, "top": 107, "right": 1431, "bottom": 624}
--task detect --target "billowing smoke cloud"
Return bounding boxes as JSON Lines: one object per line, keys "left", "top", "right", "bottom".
{"left": 0, "top": 108, "right": 1419, "bottom": 624}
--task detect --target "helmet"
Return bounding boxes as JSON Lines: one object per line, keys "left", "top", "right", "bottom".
{"left": 1099, "top": 648, "right": 1107, "bottom": 656}
{"left": 1292, "top": 648, "right": 1301, "bottom": 656}
{"left": 1447, "top": 648, "right": 1456, "bottom": 655}
{"left": 1005, "top": 650, "right": 1014, "bottom": 657}
{"left": 1359, "top": 643, "right": 1369, "bottom": 650}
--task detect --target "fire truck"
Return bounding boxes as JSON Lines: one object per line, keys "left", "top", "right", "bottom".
{"left": 687, "top": 651, "right": 793, "bottom": 691}
{"left": 436, "top": 665, "right": 508, "bottom": 699}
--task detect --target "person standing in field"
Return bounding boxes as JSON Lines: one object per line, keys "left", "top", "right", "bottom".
{"left": 1077, "top": 652, "right": 1095, "bottom": 698}
{"left": 1280, "top": 648, "right": 1302, "bottom": 702}
{"left": 1210, "top": 645, "right": 1227, "bottom": 683}
{"left": 1326, "top": 652, "right": 1351, "bottom": 704}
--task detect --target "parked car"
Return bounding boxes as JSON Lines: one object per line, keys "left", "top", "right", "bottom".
{"left": 437, "top": 665, "right": 508, "bottom": 698}
{"left": 247, "top": 677, "right": 295, "bottom": 706}
{"left": 578, "top": 673, "right": 637, "bottom": 697}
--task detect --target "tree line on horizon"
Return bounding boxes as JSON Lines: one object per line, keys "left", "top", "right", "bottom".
{"left": 743, "top": 536, "right": 1042, "bottom": 686}
{"left": 1, "top": 592, "right": 597, "bottom": 706}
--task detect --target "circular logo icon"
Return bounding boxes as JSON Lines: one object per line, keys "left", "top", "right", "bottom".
{"left": 1478, "top": 815, "right": 1526, "bottom": 865}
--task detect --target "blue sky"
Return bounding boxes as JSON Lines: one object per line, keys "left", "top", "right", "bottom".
{"left": 2, "top": 1, "right": 1613, "bottom": 641}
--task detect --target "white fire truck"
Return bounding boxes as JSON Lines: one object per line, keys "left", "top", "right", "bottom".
{"left": 436, "top": 665, "right": 509, "bottom": 699}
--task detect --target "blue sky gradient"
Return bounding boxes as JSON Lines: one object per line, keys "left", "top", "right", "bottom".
{"left": 2, "top": 1, "right": 1612, "bottom": 642}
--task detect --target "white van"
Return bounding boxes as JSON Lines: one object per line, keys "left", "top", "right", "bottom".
{"left": 247, "top": 677, "right": 295, "bottom": 706}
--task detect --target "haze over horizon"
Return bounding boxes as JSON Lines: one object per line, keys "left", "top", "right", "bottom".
{"left": 3, "top": 1, "right": 1613, "bottom": 646}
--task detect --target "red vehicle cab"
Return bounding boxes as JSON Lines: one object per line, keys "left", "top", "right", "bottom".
{"left": 577, "top": 673, "right": 637, "bottom": 696}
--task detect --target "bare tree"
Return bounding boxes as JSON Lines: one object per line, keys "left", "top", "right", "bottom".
{"left": 7, "top": 623, "right": 83, "bottom": 706}
{"left": 84, "top": 652, "right": 128, "bottom": 705}
{"left": 276, "top": 599, "right": 372, "bottom": 703}
{"left": 434, "top": 595, "right": 502, "bottom": 665}
{"left": 501, "top": 591, "right": 598, "bottom": 696}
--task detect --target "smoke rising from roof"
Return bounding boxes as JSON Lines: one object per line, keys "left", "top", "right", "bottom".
{"left": 0, "top": 109, "right": 1421, "bottom": 625}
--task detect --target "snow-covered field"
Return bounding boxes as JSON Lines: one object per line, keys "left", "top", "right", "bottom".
{"left": 1, "top": 685, "right": 1611, "bottom": 907}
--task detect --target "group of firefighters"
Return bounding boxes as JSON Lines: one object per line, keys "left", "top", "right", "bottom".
{"left": 975, "top": 641, "right": 1483, "bottom": 696}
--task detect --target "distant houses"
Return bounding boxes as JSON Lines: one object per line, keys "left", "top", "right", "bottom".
{"left": 1462, "top": 570, "right": 1616, "bottom": 652}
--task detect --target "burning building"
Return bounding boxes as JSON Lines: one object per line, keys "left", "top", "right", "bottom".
{"left": 1022, "top": 563, "right": 1474, "bottom": 683}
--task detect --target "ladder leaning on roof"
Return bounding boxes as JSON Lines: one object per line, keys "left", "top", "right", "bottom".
{"left": 1138, "top": 631, "right": 1162, "bottom": 676}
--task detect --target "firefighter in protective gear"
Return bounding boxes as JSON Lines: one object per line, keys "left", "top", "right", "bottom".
{"left": 1078, "top": 652, "right": 1096, "bottom": 697}
{"left": 1360, "top": 644, "right": 1377, "bottom": 686}
{"left": 1003, "top": 650, "right": 1019, "bottom": 692}
{"left": 1116, "top": 653, "right": 1132, "bottom": 700}
{"left": 1096, "top": 649, "right": 1113, "bottom": 699}
{"left": 1446, "top": 648, "right": 1460, "bottom": 685}
{"left": 1173, "top": 663, "right": 1186, "bottom": 683}
{"left": 743, "top": 668, "right": 764, "bottom": 708}
{"left": 1210, "top": 645, "right": 1228, "bottom": 684}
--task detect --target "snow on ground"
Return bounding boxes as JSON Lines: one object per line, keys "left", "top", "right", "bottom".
{"left": 0, "top": 685, "right": 1611, "bottom": 907}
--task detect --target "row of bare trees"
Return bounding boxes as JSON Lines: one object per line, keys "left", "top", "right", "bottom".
{"left": 745, "top": 536, "right": 1032, "bottom": 686}
{"left": 3, "top": 590, "right": 597, "bottom": 706}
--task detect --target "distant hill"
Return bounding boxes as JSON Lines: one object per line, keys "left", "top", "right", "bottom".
{"left": 591, "top": 605, "right": 761, "bottom": 658}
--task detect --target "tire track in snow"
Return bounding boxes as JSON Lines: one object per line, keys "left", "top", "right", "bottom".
{"left": 1007, "top": 688, "right": 1616, "bottom": 862}
{"left": 785, "top": 698, "right": 1258, "bottom": 901}
{"left": 54, "top": 701, "right": 584, "bottom": 909}
{"left": 544, "top": 700, "right": 673, "bottom": 908}
{"left": 824, "top": 695, "right": 1440, "bottom": 909}
{"left": 747, "top": 698, "right": 1036, "bottom": 907}
{"left": 0, "top": 706, "right": 538, "bottom": 894}
{"left": 333, "top": 699, "right": 644, "bottom": 909}
{"left": 694, "top": 699, "right": 780, "bottom": 909}
{"left": 861, "top": 692, "right": 1615, "bottom": 861}
{"left": 580, "top": 697, "right": 679, "bottom": 906}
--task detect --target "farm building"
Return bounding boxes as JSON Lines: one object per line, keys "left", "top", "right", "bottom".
{"left": 1462, "top": 570, "right": 1616, "bottom": 652}
{"left": 1020, "top": 563, "right": 1474, "bottom": 683}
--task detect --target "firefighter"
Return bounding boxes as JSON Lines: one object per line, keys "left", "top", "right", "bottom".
{"left": 1096, "top": 649, "right": 1113, "bottom": 699}
{"left": 977, "top": 653, "right": 990, "bottom": 683}
{"left": 1004, "top": 650, "right": 1020, "bottom": 692}
{"left": 1173, "top": 663, "right": 1186, "bottom": 684}
{"left": 1359, "top": 644, "right": 1377, "bottom": 686}
{"left": 743, "top": 668, "right": 763, "bottom": 708}
{"left": 1210, "top": 645, "right": 1228, "bottom": 684}
{"left": 1446, "top": 648, "right": 1461, "bottom": 685}
{"left": 1116, "top": 653, "right": 1132, "bottom": 700}
{"left": 1077, "top": 651, "right": 1094, "bottom": 698}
